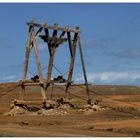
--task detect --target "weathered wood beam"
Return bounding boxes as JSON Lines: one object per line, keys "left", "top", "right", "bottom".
{"left": 22, "top": 25, "right": 32, "bottom": 81}
{"left": 27, "top": 22, "right": 80, "bottom": 33}
{"left": 30, "top": 26, "right": 43, "bottom": 48}
{"left": 67, "top": 32, "right": 73, "bottom": 56}
{"left": 45, "top": 28, "right": 49, "bottom": 38}
{"left": 20, "top": 85, "right": 25, "bottom": 100}
{"left": 60, "top": 31, "right": 65, "bottom": 38}
{"left": 66, "top": 32, "right": 79, "bottom": 98}
{"left": 78, "top": 35, "right": 90, "bottom": 101}
{"left": 13, "top": 99, "right": 45, "bottom": 105}
{"left": 67, "top": 33, "right": 78, "bottom": 83}
{"left": 47, "top": 46, "right": 55, "bottom": 81}
{"left": 52, "top": 23, "right": 58, "bottom": 37}
{"left": 31, "top": 27, "right": 47, "bottom": 101}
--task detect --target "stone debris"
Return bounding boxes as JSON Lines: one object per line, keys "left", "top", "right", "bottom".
{"left": 20, "top": 121, "right": 29, "bottom": 125}
{"left": 4, "top": 105, "right": 70, "bottom": 116}
{"left": 4, "top": 99, "right": 105, "bottom": 116}
{"left": 37, "top": 108, "right": 68, "bottom": 116}
{"left": 4, "top": 101, "right": 73, "bottom": 116}
{"left": 58, "top": 103, "right": 73, "bottom": 110}
{"left": 4, "top": 106, "right": 29, "bottom": 116}
{"left": 83, "top": 104, "right": 102, "bottom": 111}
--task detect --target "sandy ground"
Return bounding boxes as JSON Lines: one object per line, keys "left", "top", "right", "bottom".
{"left": 0, "top": 83, "right": 140, "bottom": 137}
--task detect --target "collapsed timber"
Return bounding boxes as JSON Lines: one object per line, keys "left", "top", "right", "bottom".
{"left": 4, "top": 98, "right": 105, "bottom": 116}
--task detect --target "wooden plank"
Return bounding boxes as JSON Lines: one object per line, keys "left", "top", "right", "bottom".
{"left": 30, "top": 26, "right": 43, "bottom": 48}
{"left": 78, "top": 35, "right": 90, "bottom": 100}
{"left": 67, "top": 32, "right": 78, "bottom": 82}
{"left": 45, "top": 28, "right": 49, "bottom": 38}
{"left": 52, "top": 23, "right": 58, "bottom": 37}
{"left": 67, "top": 32, "right": 73, "bottom": 56}
{"left": 20, "top": 85, "right": 25, "bottom": 100}
{"left": 47, "top": 47, "right": 55, "bottom": 81}
{"left": 22, "top": 25, "right": 32, "bottom": 81}
{"left": 31, "top": 28, "right": 43, "bottom": 82}
{"left": 66, "top": 32, "right": 79, "bottom": 98}
{"left": 13, "top": 99, "right": 45, "bottom": 105}
{"left": 27, "top": 22, "right": 80, "bottom": 33}
{"left": 31, "top": 27, "right": 47, "bottom": 101}
{"left": 60, "top": 31, "right": 65, "bottom": 38}
{"left": 22, "top": 82, "right": 44, "bottom": 86}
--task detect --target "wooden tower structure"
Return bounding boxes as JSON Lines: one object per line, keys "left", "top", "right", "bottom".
{"left": 14, "top": 20, "right": 90, "bottom": 107}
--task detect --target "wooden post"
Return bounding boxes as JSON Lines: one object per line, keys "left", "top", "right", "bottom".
{"left": 20, "top": 23, "right": 43, "bottom": 101}
{"left": 47, "top": 46, "right": 55, "bottom": 81}
{"left": 19, "top": 85, "right": 25, "bottom": 100}
{"left": 31, "top": 26, "right": 47, "bottom": 101}
{"left": 50, "top": 83, "right": 54, "bottom": 99}
{"left": 22, "top": 25, "right": 32, "bottom": 81}
{"left": 46, "top": 24, "right": 58, "bottom": 81}
{"left": 66, "top": 31, "right": 78, "bottom": 98}
{"left": 20, "top": 25, "right": 32, "bottom": 100}
{"left": 78, "top": 35, "right": 90, "bottom": 101}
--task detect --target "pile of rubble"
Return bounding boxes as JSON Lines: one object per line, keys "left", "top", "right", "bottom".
{"left": 4, "top": 98, "right": 74, "bottom": 116}
{"left": 37, "top": 108, "right": 68, "bottom": 116}
{"left": 4, "top": 98, "right": 105, "bottom": 116}
{"left": 4, "top": 105, "right": 71, "bottom": 116}
{"left": 4, "top": 106, "right": 29, "bottom": 116}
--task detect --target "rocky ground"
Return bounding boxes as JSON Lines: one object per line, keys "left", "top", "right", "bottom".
{"left": 0, "top": 83, "right": 140, "bottom": 137}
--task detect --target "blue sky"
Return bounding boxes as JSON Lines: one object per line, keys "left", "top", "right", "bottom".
{"left": 0, "top": 3, "right": 140, "bottom": 85}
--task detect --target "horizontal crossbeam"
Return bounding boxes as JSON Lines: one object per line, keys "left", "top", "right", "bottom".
{"left": 27, "top": 21, "right": 80, "bottom": 33}
{"left": 13, "top": 99, "right": 45, "bottom": 105}
{"left": 19, "top": 79, "right": 69, "bottom": 86}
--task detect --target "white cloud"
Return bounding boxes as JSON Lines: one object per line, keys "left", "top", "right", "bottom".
{"left": 1, "top": 75, "right": 18, "bottom": 82}
{"left": 75, "top": 71, "right": 140, "bottom": 85}
{"left": 1, "top": 71, "right": 140, "bottom": 85}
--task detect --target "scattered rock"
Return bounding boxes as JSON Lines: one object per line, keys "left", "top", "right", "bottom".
{"left": 20, "top": 121, "right": 29, "bottom": 126}
{"left": 136, "top": 131, "right": 140, "bottom": 135}
{"left": 4, "top": 99, "right": 106, "bottom": 116}
{"left": 89, "top": 126, "right": 94, "bottom": 130}
{"left": 3, "top": 106, "right": 28, "bottom": 116}
{"left": 37, "top": 108, "right": 68, "bottom": 116}
{"left": 106, "top": 128, "right": 113, "bottom": 131}
{"left": 83, "top": 104, "right": 102, "bottom": 112}
{"left": 58, "top": 103, "right": 72, "bottom": 110}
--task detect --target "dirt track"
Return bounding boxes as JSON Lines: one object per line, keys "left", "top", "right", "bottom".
{"left": 0, "top": 83, "right": 140, "bottom": 137}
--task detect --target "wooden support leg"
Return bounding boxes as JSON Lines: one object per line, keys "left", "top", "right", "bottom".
{"left": 66, "top": 54, "right": 76, "bottom": 99}
{"left": 78, "top": 35, "right": 90, "bottom": 102}
{"left": 47, "top": 47, "right": 55, "bottom": 81}
{"left": 19, "top": 25, "right": 32, "bottom": 100}
{"left": 45, "top": 46, "right": 55, "bottom": 97}
{"left": 22, "top": 25, "right": 32, "bottom": 81}
{"left": 20, "top": 85, "right": 25, "bottom": 100}
{"left": 66, "top": 32, "right": 78, "bottom": 98}
{"left": 50, "top": 83, "right": 54, "bottom": 100}
{"left": 31, "top": 27, "right": 47, "bottom": 102}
